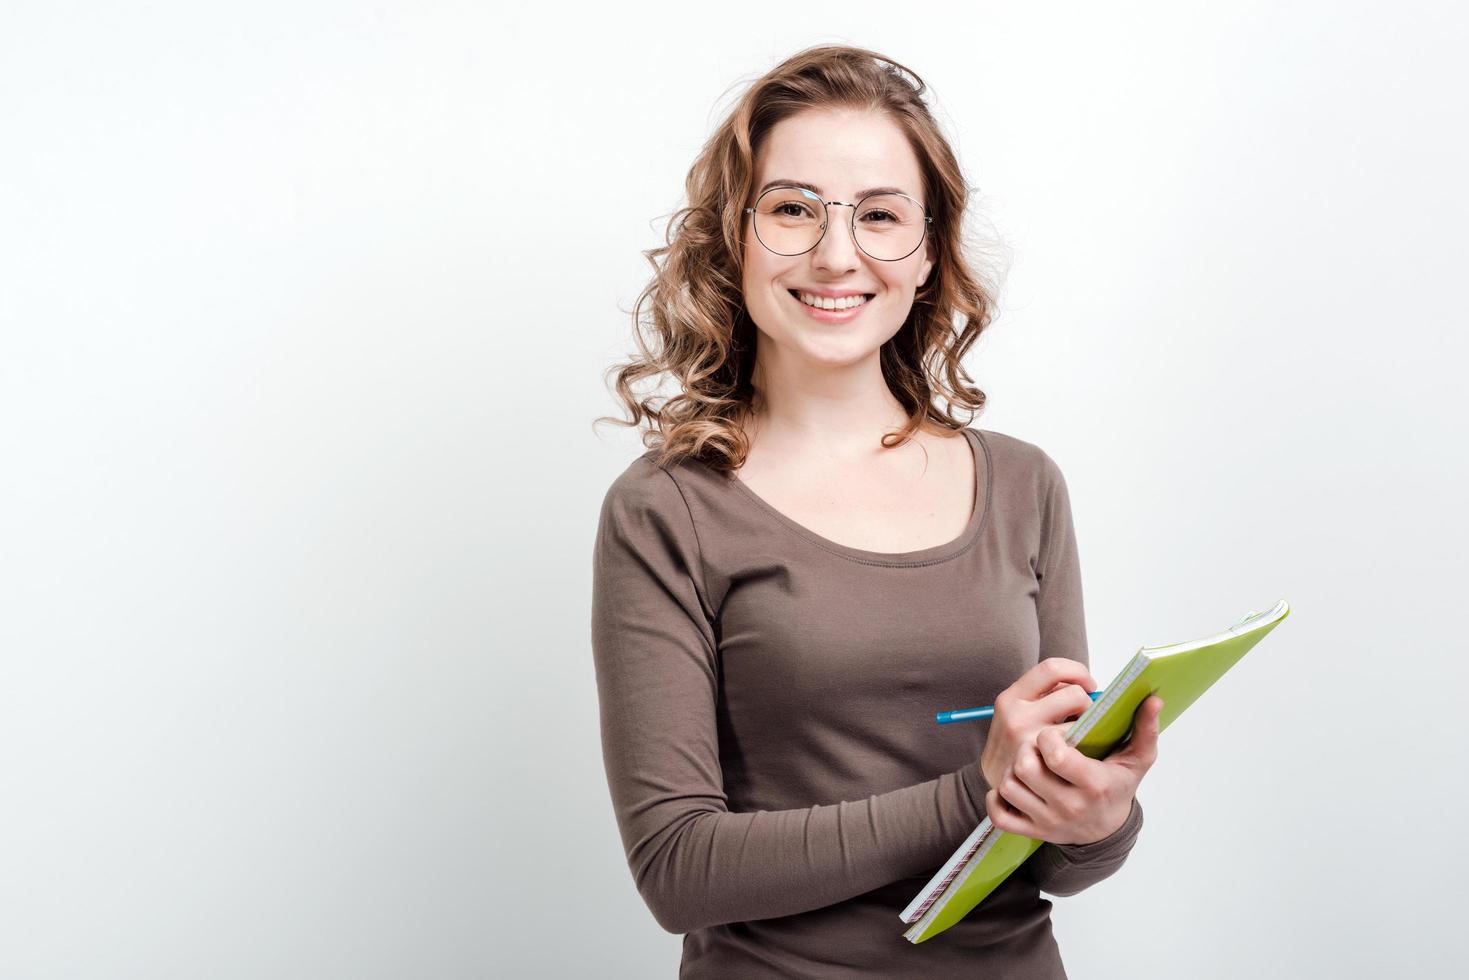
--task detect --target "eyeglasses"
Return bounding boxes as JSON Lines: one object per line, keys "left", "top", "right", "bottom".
{"left": 742, "top": 184, "right": 932, "bottom": 262}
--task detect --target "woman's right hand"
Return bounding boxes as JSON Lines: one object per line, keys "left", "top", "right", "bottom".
{"left": 979, "top": 657, "right": 1098, "bottom": 793}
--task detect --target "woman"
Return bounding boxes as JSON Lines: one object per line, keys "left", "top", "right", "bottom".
{"left": 591, "top": 44, "right": 1163, "bottom": 978}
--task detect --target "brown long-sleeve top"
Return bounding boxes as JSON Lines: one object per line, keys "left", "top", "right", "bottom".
{"left": 590, "top": 426, "right": 1144, "bottom": 978}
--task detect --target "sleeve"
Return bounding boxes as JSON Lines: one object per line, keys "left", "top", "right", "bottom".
{"left": 1020, "top": 452, "right": 1145, "bottom": 897}
{"left": 590, "top": 459, "right": 993, "bottom": 934}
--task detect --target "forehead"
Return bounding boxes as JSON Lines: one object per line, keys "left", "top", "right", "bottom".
{"left": 754, "top": 108, "right": 924, "bottom": 199}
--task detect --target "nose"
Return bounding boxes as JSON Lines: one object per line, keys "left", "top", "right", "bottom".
{"left": 811, "top": 203, "right": 861, "bottom": 272}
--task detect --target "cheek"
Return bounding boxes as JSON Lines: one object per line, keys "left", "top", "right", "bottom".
{"left": 742, "top": 256, "right": 792, "bottom": 309}
{"left": 740, "top": 239, "right": 764, "bottom": 287}
{"left": 890, "top": 263, "right": 923, "bottom": 294}
{"left": 741, "top": 269, "right": 770, "bottom": 313}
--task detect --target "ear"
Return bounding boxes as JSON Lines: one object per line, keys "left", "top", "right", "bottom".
{"left": 917, "top": 241, "right": 936, "bottom": 288}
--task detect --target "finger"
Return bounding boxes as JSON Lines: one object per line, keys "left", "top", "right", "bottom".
{"left": 986, "top": 786, "right": 1042, "bottom": 839}
{"left": 1032, "top": 683, "right": 1098, "bottom": 728}
{"left": 1008, "top": 657, "right": 1097, "bottom": 702}
{"left": 1037, "top": 726, "right": 1108, "bottom": 789}
{"left": 997, "top": 757, "right": 1050, "bottom": 816}
{"left": 1011, "top": 741, "right": 1064, "bottom": 801}
{"left": 1040, "top": 721, "right": 1073, "bottom": 744}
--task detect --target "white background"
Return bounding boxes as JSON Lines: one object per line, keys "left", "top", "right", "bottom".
{"left": 2, "top": 2, "right": 1465, "bottom": 977}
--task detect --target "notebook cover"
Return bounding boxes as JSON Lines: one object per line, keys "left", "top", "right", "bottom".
{"left": 902, "top": 600, "right": 1291, "bottom": 943}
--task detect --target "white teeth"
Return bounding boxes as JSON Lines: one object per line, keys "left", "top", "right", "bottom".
{"left": 795, "top": 291, "right": 870, "bottom": 311}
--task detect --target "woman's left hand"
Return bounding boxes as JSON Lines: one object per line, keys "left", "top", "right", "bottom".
{"left": 984, "top": 695, "right": 1163, "bottom": 846}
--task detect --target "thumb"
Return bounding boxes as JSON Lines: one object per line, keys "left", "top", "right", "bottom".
{"left": 1115, "top": 695, "right": 1163, "bottom": 769}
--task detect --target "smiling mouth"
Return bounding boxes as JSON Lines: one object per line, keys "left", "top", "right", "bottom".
{"left": 788, "top": 289, "right": 876, "bottom": 311}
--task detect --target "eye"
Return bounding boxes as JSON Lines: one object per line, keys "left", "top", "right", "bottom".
{"left": 860, "top": 208, "right": 897, "bottom": 223}
{"left": 774, "top": 202, "right": 816, "bottom": 219}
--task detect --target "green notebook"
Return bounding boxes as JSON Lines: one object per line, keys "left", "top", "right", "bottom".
{"left": 900, "top": 599, "right": 1292, "bottom": 943}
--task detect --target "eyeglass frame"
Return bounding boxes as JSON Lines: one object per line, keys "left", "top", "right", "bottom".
{"left": 741, "top": 184, "right": 934, "bottom": 262}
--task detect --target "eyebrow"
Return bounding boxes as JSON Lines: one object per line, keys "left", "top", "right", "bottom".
{"left": 758, "top": 178, "right": 915, "bottom": 200}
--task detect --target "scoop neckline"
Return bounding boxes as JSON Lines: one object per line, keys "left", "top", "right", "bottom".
{"left": 724, "top": 427, "right": 992, "bottom": 567}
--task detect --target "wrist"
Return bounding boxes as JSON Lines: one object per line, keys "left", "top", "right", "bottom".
{"left": 1063, "top": 796, "right": 1142, "bottom": 851}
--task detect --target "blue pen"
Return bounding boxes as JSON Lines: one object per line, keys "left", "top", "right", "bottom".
{"left": 936, "top": 690, "right": 1103, "bottom": 724}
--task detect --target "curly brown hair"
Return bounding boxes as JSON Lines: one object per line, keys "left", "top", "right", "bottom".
{"left": 594, "top": 43, "right": 1005, "bottom": 476}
